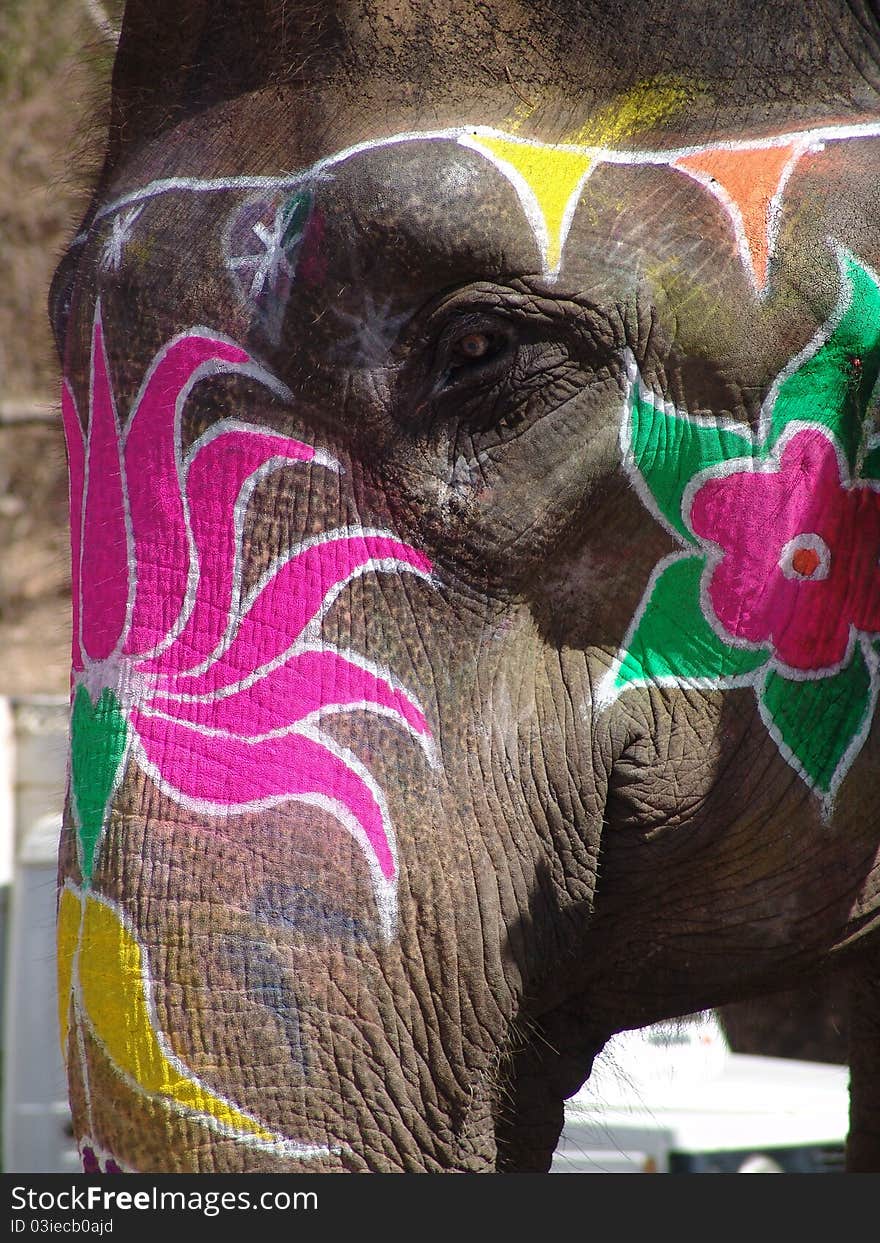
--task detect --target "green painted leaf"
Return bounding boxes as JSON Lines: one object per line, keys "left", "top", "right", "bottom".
{"left": 760, "top": 643, "right": 874, "bottom": 796}
{"left": 71, "top": 684, "right": 129, "bottom": 885}
{"left": 766, "top": 249, "right": 880, "bottom": 469}
{"left": 280, "top": 190, "right": 313, "bottom": 251}
{"left": 626, "top": 384, "right": 754, "bottom": 543}
{"left": 613, "top": 554, "right": 769, "bottom": 692}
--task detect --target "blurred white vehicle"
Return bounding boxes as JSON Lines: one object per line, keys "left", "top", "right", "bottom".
{"left": 551, "top": 1010, "right": 849, "bottom": 1173}
{"left": 2, "top": 697, "right": 79, "bottom": 1174}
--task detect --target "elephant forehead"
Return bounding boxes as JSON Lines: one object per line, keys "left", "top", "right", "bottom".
{"left": 71, "top": 118, "right": 838, "bottom": 384}
{"left": 85, "top": 135, "right": 557, "bottom": 295}
{"left": 318, "top": 140, "right": 529, "bottom": 250}
{"left": 83, "top": 120, "right": 646, "bottom": 284}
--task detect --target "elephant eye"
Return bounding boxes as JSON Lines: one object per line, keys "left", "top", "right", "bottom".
{"left": 438, "top": 317, "right": 516, "bottom": 389}
{"left": 453, "top": 331, "right": 493, "bottom": 360}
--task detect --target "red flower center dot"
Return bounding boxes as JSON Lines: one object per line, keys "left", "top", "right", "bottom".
{"left": 791, "top": 546, "right": 821, "bottom": 577}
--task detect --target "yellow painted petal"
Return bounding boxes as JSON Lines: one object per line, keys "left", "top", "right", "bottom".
{"left": 56, "top": 886, "right": 81, "bottom": 1060}
{"left": 466, "top": 136, "right": 594, "bottom": 274}
{"left": 77, "top": 892, "right": 275, "bottom": 1141}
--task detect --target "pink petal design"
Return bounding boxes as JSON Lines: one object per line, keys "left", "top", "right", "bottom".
{"left": 129, "top": 707, "right": 397, "bottom": 880}
{"left": 67, "top": 309, "right": 436, "bottom": 933}
{"left": 61, "top": 379, "right": 85, "bottom": 672}
{"left": 140, "top": 425, "right": 317, "bottom": 675}
{"left": 699, "top": 552, "right": 777, "bottom": 648}
{"left": 771, "top": 584, "right": 853, "bottom": 670}
{"left": 691, "top": 459, "right": 788, "bottom": 560}
{"left": 81, "top": 312, "right": 130, "bottom": 662}
{"left": 122, "top": 334, "right": 253, "bottom": 657}
{"left": 847, "top": 492, "right": 880, "bottom": 634}
{"left": 690, "top": 429, "right": 880, "bottom": 670}
{"left": 172, "top": 533, "right": 432, "bottom": 693}
{"left": 148, "top": 647, "right": 429, "bottom": 738}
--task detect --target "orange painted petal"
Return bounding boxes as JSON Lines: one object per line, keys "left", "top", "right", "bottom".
{"left": 673, "top": 142, "right": 810, "bottom": 292}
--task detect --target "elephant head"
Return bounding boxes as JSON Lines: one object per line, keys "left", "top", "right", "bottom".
{"left": 52, "top": 0, "right": 880, "bottom": 1172}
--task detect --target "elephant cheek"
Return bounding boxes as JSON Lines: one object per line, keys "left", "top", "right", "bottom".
{"left": 58, "top": 752, "right": 409, "bottom": 1173}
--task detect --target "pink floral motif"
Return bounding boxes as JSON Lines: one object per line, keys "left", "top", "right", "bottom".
{"left": 63, "top": 304, "right": 433, "bottom": 936}
{"left": 689, "top": 426, "right": 880, "bottom": 672}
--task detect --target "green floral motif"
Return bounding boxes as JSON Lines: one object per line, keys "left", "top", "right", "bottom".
{"left": 280, "top": 189, "right": 314, "bottom": 252}
{"left": 602, "top": 244, "right": 880, "bottom": 807}
{"left": 70, "top": 685, "right": 129, "bottom": 885}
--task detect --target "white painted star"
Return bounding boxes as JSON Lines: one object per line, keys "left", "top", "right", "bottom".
{"left": 100, "top": 207, "right": 144, "bottom": 272}
{"left": 332, "top": 291, "right": 412, "bottom": 367}
{"left": 227, "top": 211, "right": 295, "bottom": 299}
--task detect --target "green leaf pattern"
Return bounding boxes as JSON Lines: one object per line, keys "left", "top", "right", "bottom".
{"left": 606, "top": 244, "right": 880, "bottom": 804}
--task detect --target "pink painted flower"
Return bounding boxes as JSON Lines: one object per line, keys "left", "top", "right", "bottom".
{"left": 63, "top": 304, "right": 433, "bottom": 936}
{"left": 689, "top": 426, "right": 880, "bottom": 672}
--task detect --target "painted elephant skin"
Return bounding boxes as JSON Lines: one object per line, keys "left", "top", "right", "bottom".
{"left": 51, "top": 0, "right": 880, "bottom": 1172}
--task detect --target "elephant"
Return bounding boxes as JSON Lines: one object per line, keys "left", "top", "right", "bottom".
{"left": 50, "top": 0, "right": 880, "bottom": 1173}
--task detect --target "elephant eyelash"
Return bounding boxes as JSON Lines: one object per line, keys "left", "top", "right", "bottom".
{"left": 431, "top": 316, "right": 518, "bottom": 392}
{"left": 441, "top": 336, "right": 512, "bottom": 389}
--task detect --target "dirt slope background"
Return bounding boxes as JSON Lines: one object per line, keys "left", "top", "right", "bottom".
{"left": 0, "top": 0, "right": 120, "bottom": 696}
{"left": 1, "top": 0, "right": 850, "bottom": 1064}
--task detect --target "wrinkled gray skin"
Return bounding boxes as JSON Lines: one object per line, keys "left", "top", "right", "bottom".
{"left": 52, "top": 0, "right": 880, "bottom": 1171}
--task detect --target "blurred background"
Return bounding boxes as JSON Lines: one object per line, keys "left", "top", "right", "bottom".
{"left": 0, "top": 0, "right": 117, "bottom": 696}
{"left": 0, "top": 0, "right": 854, "bottom": 1174}
{"left": 0, "top": 0, "right": 122, "bottom": 1173}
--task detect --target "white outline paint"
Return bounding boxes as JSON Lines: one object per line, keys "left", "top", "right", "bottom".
{"left": 174, "top": 524, "right": 434, "bottom": 678}
{"left": 756, "top": 241, "right": 880, "bottom": 475}
{"left": 71, "top": 118, "right": 880, "bottom": 287}
{"left": 154, "top": 640, "right": 440, "bottom": 769}
{"left": 592, "top": 550, "right": 767, "bottom": 714}
{"left": 160, "top": 442, "right": 337, "bottom": 672}
{"left": 778, "top": 533, "right": 831, "bottom": 581}
{"left": 601, "top": 256, "right": 880, "bottom": 806}
{"left": 68, "top": 314, "right": 439, "bottom": 942}
{"left": 126, "top": 721, "right": 401, "bottom": 941}
{"left": 68, "top": 681, "right": 134, "bottom": 881}
{"left": 756, "top": 240, "right": 866, "bottom": 442}
{"left": 78, "top": 303, "right": 136, "bottom": 669}
{"left": 595, "top": 550, "right": 880, "bottom": 816}
{"left": 119, "top": 326, "right": 297, "bottom": 665}
{"left": 680, "top": 419, "right": 878, "bottom": 681}
{"left": 100, "top": 205, "right": 144, "bottom": 272}
{"left": 618, "top": 346, "right": 754, "bottom": 548}
{"left": 221, "top": 190, "right": 315, "bottom": 344}
{"left": 456, "top": 133, "right": 595, "bottom": 279}
{"left": 756, "top": 635, "right": 880, "bottom": 821}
